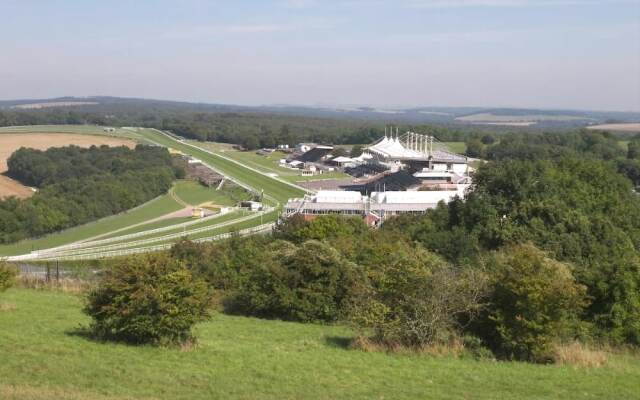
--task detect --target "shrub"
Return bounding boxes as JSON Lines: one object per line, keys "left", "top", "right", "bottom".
{"left": 481, "top": 244, "right": 588, "bottom": 362}
{"left": 347, "top": 247, "right": 488, "bottom": 348}
{"left": 84, "top": 253, "right": 211, "bottom": 345}
{"left": 0, "top": 261, "right": 17, "bottom": 293}
{"left": 552, "top": 341, "right": 607, "bottom": 367}
{"left": 274, "top": 214, "right": 368, "bottom": 244}
{"left": 233, "top": 240, "right": 365, "bottom": 322}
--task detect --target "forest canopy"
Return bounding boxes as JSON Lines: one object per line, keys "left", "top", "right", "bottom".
{"left": 0, "top": 145, "right": 178, "bottom": 244}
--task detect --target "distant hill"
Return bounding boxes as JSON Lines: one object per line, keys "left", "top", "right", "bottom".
{"left": 1, "top": 96, "right": 639, "bottom": 129}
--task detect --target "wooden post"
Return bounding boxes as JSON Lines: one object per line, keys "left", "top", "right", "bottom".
{"left": 46, "top": 263, "right": 50, "bottom": 282}
{"left": 56, "top": 260, "right": 60, "bottom": 282}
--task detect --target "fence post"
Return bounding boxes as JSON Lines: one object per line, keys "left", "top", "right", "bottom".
{"left": 46, "top": 263, "right": 50, "bottom": 282}
{"left": 56, "top": 260, "right": 60, "bottom": 282}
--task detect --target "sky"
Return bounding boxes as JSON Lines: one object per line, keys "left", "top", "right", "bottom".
{"left": 1, "top": 0, "right": 639, "bottom": 111}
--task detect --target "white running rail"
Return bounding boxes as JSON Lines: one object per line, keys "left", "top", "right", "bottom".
{"left": 26, "top": 223, "right": 275, "bottom": 261}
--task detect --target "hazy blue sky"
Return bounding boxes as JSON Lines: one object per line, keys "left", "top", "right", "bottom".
{"left": 1, "top": 0, "right": 639, "bottom": 110}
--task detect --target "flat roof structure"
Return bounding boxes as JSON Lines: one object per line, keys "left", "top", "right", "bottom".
{"left": 285, "top": 187, "right": 470, "bottom": 222}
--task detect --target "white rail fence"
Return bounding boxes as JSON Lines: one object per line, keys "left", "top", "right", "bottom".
{"left": 7, "top": 210, "right": 272, "bottom": 262}
{"left": 36, "top": 208, "right": 240, "bottom": 254}
{"left": 12, "top": 223, "right": 275, "bottom": 262}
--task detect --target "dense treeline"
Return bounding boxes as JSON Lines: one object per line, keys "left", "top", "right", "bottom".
{"left": 0, "top": 145, "right": 178, "bottom": 243}
{"left": 0, "top": 107, "right": 485, "bottom": 149}
{"left": 465, "top": 130, "right": 640, "bottom": 187}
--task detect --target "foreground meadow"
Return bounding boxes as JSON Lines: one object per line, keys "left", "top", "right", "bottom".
{"left": 0, "top": 288, "right": 638, "bottom": 400}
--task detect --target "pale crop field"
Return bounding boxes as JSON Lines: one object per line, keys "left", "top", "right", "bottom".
{"left": 587, "top": 123, "right": 640, "bottom": 133}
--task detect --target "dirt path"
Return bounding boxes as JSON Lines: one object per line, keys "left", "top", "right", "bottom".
{"left": 0, "top": 175, "right": 33, "bottom": 199}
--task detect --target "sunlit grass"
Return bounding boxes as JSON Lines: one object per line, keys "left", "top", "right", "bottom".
{"left": 0, "top": 289, "right": 638, "bottom": 400}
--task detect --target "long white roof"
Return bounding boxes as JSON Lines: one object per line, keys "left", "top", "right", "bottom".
{"left": 314, "top": 190, "right": 364, "bottom": 203}
{"left": 371, "top": 187, "right": 469, "bottom": 204}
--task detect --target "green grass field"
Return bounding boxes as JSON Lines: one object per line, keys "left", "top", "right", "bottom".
{"left": 1, "top": 289, "right": 638, "bottom": 400}
{"left": 442, "top": 142, "right": 467, "bottom": 154}
{"left": 0, "top": 194, "right": 183, "bottom": 257}
{"left": 138, "top": 130, "right": 306, "bottom": 204}
{"left": 76, "top": 211, "right": 248, "bottom": 253}
{"left": 172, "top": 180, "right": 249, "bottom": 207}
{"left": 99, "top": 217, "right": 192, "bottom": 240}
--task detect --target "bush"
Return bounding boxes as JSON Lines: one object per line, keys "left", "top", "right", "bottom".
{"left": 0, "top": 262, "right": 17, "bottom": 292}
{"left": 481, "top": 244, "right": 588, "bottom": 362}
{"left": 233, "top": 240, "right": 365, "bottom": 322}
{"left": 347, "top": 247, "right": 488, "bottom": 348}
{"left": 84, "top": 253, "right": 211, "bottom": 345}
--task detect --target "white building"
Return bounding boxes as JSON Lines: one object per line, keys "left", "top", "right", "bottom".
{"left": 285, "top": 188, "right": 469, "bottom": 223}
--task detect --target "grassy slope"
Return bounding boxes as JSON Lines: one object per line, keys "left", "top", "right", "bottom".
{"left": 82, "top": 211, "right": 247, "bottom": 251}
{"left": 443, "top": 142, "right": 467, "bottom": 154}
{"left": 138, "top": 129, "right": 305, "bottom": 204}
{"left": 0, "top": 195, "right": 182, "bottom": 256}
{"left": 172, "top": 180, "right": 248, "bottom": 207}
{"left": 189, "top": 141, "right": 349, "bottom": 183}
{"left": 99, "top": 217, "right": 191, "bottom": 240}
{"left": 1, "top": 289, "right": 638, "bottom": 400}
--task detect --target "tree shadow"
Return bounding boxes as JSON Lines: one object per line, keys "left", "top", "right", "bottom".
{"left": 324, "top": 336, "right": 353, "bottom": 350}
{"left": 65, "top": 325, "right": 139, "bottom": 347}
{"left": 65, "top": 325, "right": 101, "bottom": 342}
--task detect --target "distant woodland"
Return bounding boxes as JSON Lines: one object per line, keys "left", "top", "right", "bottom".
{"left": 0, "top": 103, "right": 513, "bottom": 149}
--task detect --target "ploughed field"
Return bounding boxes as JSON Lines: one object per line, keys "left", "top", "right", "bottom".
{"left": 0, "top": 130, "right": 136, "bottom": 199}
{"left": 0, "top": 288, "right": 638, "bottom": 400}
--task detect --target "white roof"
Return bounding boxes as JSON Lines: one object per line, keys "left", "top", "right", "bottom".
{"left": 354, "top": 152, "right": 373, "bottom": 162}
{"left": 367, "top": 136, "right": 424, "bottom": 159}
{"left": 314, "top": 190, "right": 364, "bottom": 203}
{"left": 371, "top": 188, "right": 469, "bottom": 204}
{"left": 413, "top": 170, "right": 454, "bottom": 178}
{"left": 289, "top": 160, "right": 303, "bottom": 166}
{"left": 332, "top": 156, "right": 355, "bottom": 163}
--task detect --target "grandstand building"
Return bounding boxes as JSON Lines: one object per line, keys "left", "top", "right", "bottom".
{"left": 365, "top": 129, "right": 470, "bottom": 175}
{"left": 283, "top": 129, "right": 473, "bottom": 225}
{"left": 285, "top": 187, "right": 469, "bottom": 225}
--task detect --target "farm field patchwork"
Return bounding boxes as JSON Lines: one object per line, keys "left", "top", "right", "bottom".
{"left": 587, "top": 123, "right": 640, "bottom": 133}
{"left": 455, "top": 113, "right": 591, "bottom": 125}
{"left": 0, "top": 124, "right": 146, "bottom": 141}
{"left": 1, "top": 289, "right": 638, "bottom": 400}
